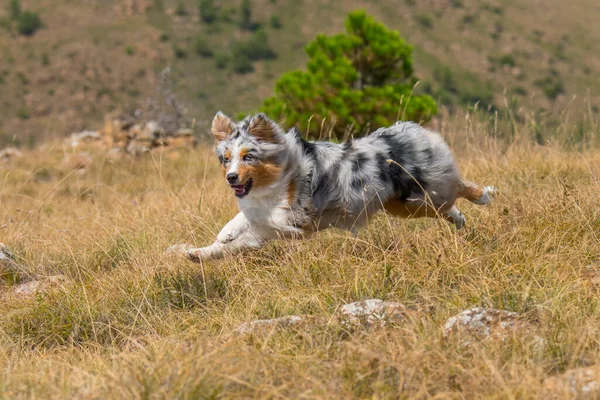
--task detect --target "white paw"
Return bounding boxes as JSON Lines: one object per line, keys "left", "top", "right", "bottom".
{"left": 484, "top": 186, "right": 498, "bottom": 196}
{"left": 164, "top": 243, "right": 194, "bottom": 257}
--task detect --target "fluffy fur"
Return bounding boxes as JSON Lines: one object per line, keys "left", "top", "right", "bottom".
{"left": 183, "top": 112, "right": 495, "bottom": 261}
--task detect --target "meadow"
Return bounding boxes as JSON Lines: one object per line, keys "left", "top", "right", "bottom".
{"left": 1, "top": 110, "right": 600, "bottom": 398}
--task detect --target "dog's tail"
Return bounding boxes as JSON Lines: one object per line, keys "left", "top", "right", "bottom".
{"left": 458, "top": 181, "right": 497, "bottom": 205}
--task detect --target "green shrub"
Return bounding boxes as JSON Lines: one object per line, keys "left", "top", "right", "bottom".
{"left": 16, "top": 72, "right": 29, "bottom": 85}
{"left": 535, "top": 75, "right": 565, "bottom": 100}
{"left": 232, "top": 54, "right": 254, "bottom": 74}
{"left": 415, "top": 15, "right": 433, "bottom": 29}
{"left": 125, "top": 45, "right": 135, "bottom": 56}
{"left": 17, "top": 107, "right": 30, "bottom": 119}
{"left": 17, "top": 10, "right": 42, "bottom": 36}
{"left": 459, "top": 82, "right": 495, "bottom": 110}
{"left": 512, "top": 86, "right": 527, "bottom": 96}
{"left": 0, "top": 17, "right": 12, "bottom": 32}
{"left": 270, "top": 15, "right": 282, "bottom": 29}
{"left": 434, "top": 66, "right": 458, "bottom": 94}
{"left": 198, "top": 0, "right": 218, "bottom": 23}
{"left": 260, "top": 11, "right": 437, "bottom": 139}
{"left": 173, "top": 45, "right": 187, "bottom": 59}
{"left": 490, "top": 21, "right": 503, "bottom": 41}
{"left": 232, "top": 29, "right": 276, "bottom": 61}
{"left": 41, "top": 52, "right": 50, "bottom": 65}
{"left": 193, "top": 35, "right": 213, "bottom": 57}
{"left": 174, "top": 1, "right": 187, "bottom": 16}
{"left": 497, "top": 53, "right": 516, "bottom": 67}
{"left": 159, "top": 32, "right": 169, "bottom": 42}
{"left": 214, "top": 52, "right": 229, "bottom": 69}
{"left": 152, "top": 0, "right": 164, "bottom": 12}
{"left": 462, "top": 14, "right": 475, "bottom": 24}
{"left": 239, "top": 0, "right": 257, "bottom": 30}
{"left": 9, "top": 0, "right": 21, "bottom": 19}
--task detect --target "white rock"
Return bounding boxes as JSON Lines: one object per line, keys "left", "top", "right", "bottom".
{"left": 0, "top": 147, "right": 23, "bottom": 163}
{"left": 443, "top": 307, "right": 538, "bottom": 342}
{"left": 0, "top": 242, "right": 14, "bottom": 263}
{"left": 142, "top": 121, "right": 164, "bottom": 139}
{"left": 126, "top": 139, "right": 150, "bottom": 156}
{"left": 234, "top": 315, "right": 304, "bottom": 335}
{"left": 13, "top": 275, "right": 66, "bottom": 297}
{"left": 338, "top": 299, "right": 407, "bottom": 330}
{"left": 68, "top": 130, "right": 102, "bottom": 149}
{"left": 543, "top": 365, "right": 600, "bottom": 398}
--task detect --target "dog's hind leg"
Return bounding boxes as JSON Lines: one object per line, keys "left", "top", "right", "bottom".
{"left": 458, "top": 181, "right": 497, "bottom": 205}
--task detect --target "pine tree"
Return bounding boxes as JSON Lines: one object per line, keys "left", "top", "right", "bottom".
{"left": 261, "top": 11, "right": 437, "bottom": 139}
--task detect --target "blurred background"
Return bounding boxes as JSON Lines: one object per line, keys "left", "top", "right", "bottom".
{"left": 1, "top": 0, "right": 599, "bottom": 147}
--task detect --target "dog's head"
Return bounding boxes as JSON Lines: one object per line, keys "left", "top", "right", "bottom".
{"left": 211, "top": 112, "right": 287, "bottom": 199}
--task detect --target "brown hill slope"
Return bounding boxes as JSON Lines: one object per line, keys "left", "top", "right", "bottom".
{"left": 1, "top": 0, "right": 599, "bottom": 146}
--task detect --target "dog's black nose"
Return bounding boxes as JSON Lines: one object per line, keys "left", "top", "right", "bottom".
{"left": 226, "top": 172, "right": 239, "bottom": 184}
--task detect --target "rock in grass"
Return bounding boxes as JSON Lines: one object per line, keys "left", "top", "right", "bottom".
{"left": 0, "top": 243, "right": 27, "bottom": 284}
{"left": 0, "top": 242, "right": 18, "bottom": 273}
{"left": 0, "top": 148, "right": 23, "bottom": 163}
{"left": 443, "top": 307, "right": 539, "bottom": 343}
{"left": 0, "top": 243, "right": 13, "bottom": 262}
{"left": 13, "top": 275, "right": 66, "bottom": 297}
{"left": 337, "top": 299, "right": 407, "bottom": 330}
{"left": 68, "top": 130, "right": 102, "bottom": 150}
{"left": 543, "top": 365, "right": 600, "bottom": 398}
{"left": 234, "top": 315, "right": 305, "bottom": 335}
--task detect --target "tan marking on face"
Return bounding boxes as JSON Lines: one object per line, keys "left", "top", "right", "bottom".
{"left": 211, "top": 113, "right": 235, "bottom": 142}
{"left": 239, "top": 148, "right": 248, "bottom": 159}
{"left": 237, "top": 159, "right": 282, "bottom": 188}
{"left": 220, "top": 149, "right": 232, "bottom": 177}
{"left": 248, "top": 115, "right": 278, "bottom": 143}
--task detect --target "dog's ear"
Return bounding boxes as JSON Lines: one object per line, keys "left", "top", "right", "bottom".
{"left": 211, "top": 112, "right": 235, "bottom": 142}
{"left": 247, "top": 113, "right": 280, "bottom": 143}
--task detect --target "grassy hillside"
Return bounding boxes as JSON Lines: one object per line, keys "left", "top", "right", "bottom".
{"left": 1, "top": 0, "right": 599, "bottom": 147}
{"left": 1, "top": 112, "right": 600, "bottom": 397}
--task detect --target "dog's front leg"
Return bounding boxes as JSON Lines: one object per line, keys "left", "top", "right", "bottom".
{"left": 186, "top": 212, "right": 264, "bottom": 262}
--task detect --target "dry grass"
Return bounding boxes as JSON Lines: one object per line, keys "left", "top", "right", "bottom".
{"left": 1, "top": 114, "right": 600, "bottom": 398}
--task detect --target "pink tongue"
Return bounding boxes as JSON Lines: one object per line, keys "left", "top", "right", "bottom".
{"left": 234, "top": 186, "right": 245, "bottom": 195}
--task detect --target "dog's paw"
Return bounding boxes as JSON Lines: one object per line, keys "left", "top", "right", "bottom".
{"left": 472, "top": 186, "right": 498, "bottom": 205}
{"left": 186, "top": 248, "right": 202, "bottom": 263}
{"left": 164, "top": 243, "right": 194, "bottom": 257}
{"left": 484, "top": 186, "right": 498, "bottom": 197}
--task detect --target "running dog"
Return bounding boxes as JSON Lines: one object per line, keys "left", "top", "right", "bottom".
{"left": 178, "top": 112, "right": 495, "bottom": 262}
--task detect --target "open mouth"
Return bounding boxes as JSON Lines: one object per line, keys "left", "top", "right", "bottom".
{"left": 231, "top": 179, "right": 253, "bottom": 198}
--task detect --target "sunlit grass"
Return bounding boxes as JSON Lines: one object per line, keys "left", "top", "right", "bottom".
{"left": 0, "top": 113, "right": 599, "bottom": 398}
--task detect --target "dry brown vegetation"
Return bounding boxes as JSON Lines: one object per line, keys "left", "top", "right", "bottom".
{"left": 1, "top": 110, "right": 599, "bottom": 398}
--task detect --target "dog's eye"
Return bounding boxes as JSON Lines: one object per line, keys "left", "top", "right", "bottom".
{"left": 223, "top": 157, "right": 230, "bottom": 164}
{"left": 243, "top": 154, "right": 255, "bottom": 162}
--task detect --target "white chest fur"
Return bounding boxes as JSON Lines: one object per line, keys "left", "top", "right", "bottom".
{"left": 237, "top": 195, "right": 300, "bottom": 239}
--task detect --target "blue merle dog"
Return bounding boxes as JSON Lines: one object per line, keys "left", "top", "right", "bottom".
{"left": 177, "top": 112, "right": 495, "bottom": 261}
